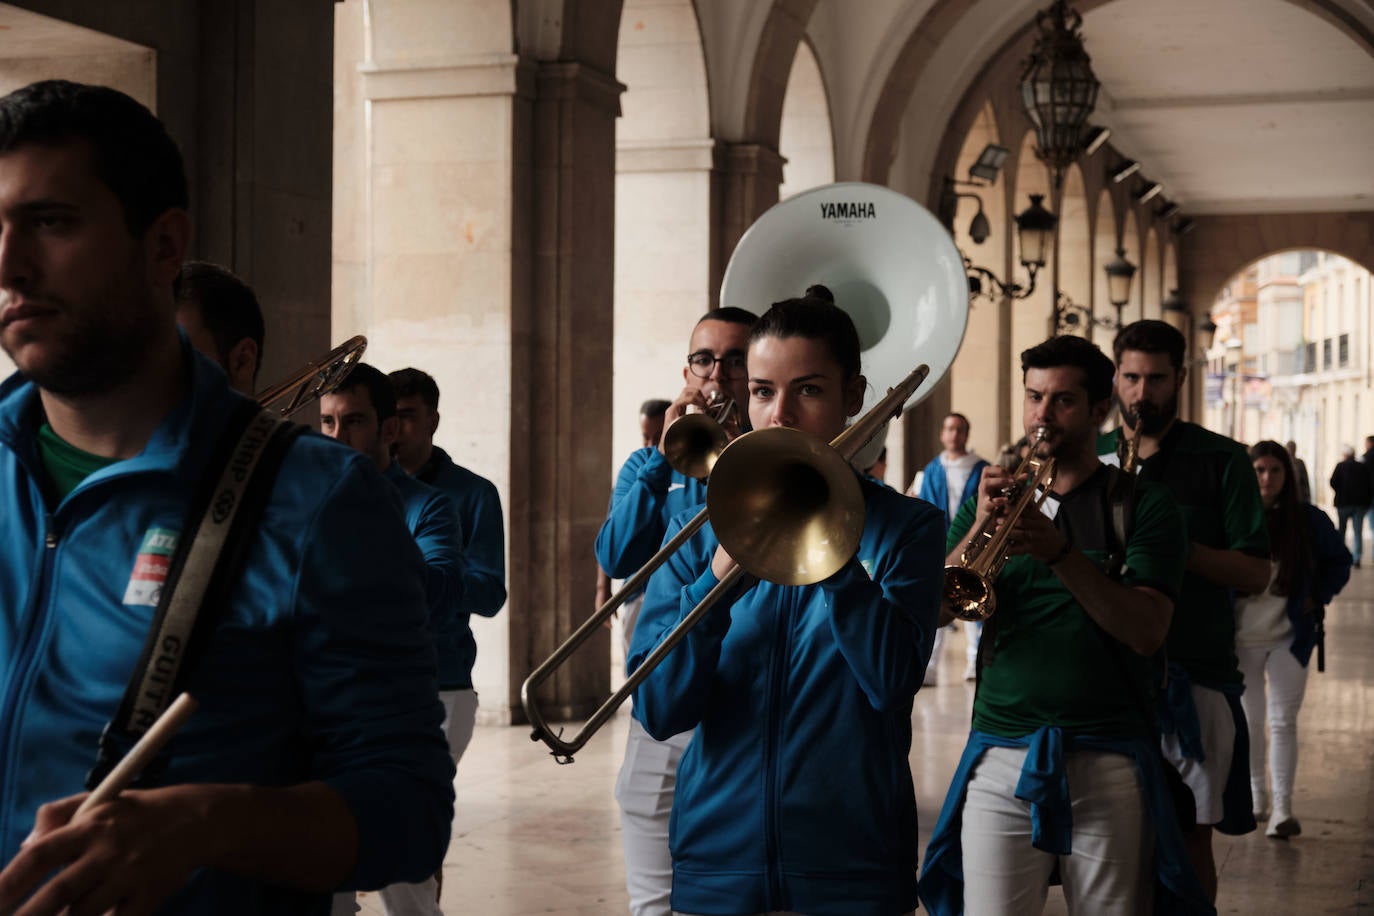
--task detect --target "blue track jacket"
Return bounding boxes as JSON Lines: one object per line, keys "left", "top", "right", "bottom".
{"left": 414, "top": 447, "right": 507, "bottom": 690}
{"left": 916, "top": 454, "right": 988, "bottom": 528}
{"left": 1284, "top": 503, "right": 1351, "bottom": 666}
{"left": 0, "top": 345, "right": 455, "bottom": 913}
{"left": 595, "top": 447, "right": 706, "bottom": 580}
{"left": 628, "top": 477, "right": 944, "bottom": 916}
{"left": 383, "top": 461, "right": 466, "bottom": 640}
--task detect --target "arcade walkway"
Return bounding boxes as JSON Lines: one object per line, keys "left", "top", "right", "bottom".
{"left": 366, "top": 570, "right": 1374, "bottom": 915}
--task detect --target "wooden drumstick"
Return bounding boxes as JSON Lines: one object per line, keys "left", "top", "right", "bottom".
{"left": 75, "top": 692, "right": 199, "bottom": 818}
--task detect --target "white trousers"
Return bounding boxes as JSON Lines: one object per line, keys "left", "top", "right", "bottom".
{"left": 1159, "top": 683, "right": 1234, "bottom": 825}
{"left": 961, "top": 746, "right": 1154, "bottom": 916}
{"left": 332, "top": 689, "right": 479, "bottom": 916}
{"left": 1237, "top": 642, "right": 1309, "bottom": 805}
{"left": 963, "top": 620, "right": 982, "bottom": 665}
{"left": 618, "top": 716, "right": 692, "bottom": 916}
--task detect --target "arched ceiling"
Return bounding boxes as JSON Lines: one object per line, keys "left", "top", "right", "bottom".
{"left": 1081, "top": 0, "right": 1374, "bottom": 214}
{"left": 872, "top": 0, "right": 1374, "bottom": 216}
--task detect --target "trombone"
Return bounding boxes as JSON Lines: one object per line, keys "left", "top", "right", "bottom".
{"left": 521, "top": 363, "right": 931, "bottom": 762}
{"left": 254, "top": 335, "right": 367, "bottom": 417}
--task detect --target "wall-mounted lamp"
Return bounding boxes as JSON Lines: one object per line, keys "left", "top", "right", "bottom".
{"left": 1135, "top": 182, "right": 1164, "bottom": 204}
{"left": 1082, "top": 125, "right": 1111, "bottom": 156}
{"left": 1056, "top": 292, "right": 1122, "bottom": 333}
{"left": 969, "top": 144, "right": 1010, "bottom": 183}
{"left": 963, "top": 194, "right": 1059, "bottom": 301}
{"left": 1162, "top": 289, "right": 1189, "bottom": 313}
{"left": 940, "top": 143, "right": 1010, "bottom": 244}
{"left": 1104, "top": 248, "right": 1138, "bottom": 309}
{"left": 1110, "top": 159, "right": 1141, "bottom": 183}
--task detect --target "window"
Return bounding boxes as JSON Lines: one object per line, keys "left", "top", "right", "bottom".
{"left": 1323, "top": 338, "right": 1333, "bottom": 369}
{"left": 1304, "top": 342, "right": 1317, "bottom": 373}
{"left": 1340, "top": 333, "right": 1350, "bottom": 367}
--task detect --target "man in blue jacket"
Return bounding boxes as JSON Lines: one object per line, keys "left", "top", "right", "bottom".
{"left": 321, "top": 363, "right": 466, "bottom": 916}
{"left": 390, "top": 367, "right": 507, "bottom": 768}
{"left": 0, "top": 80, "right": 454, "bottom": 913}
{"left": 917, "top": 412, "right": 989, "bottom": 682}
{"left": 173, "top": 260, "right": 264, "bottom": 397}
{"left": 594, "top": 306, "right": 755, "bottom": 916}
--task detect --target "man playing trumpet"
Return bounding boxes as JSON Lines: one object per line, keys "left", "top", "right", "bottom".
{"left": 594, "top": 306, "right": 756, "bottom": 916}
{"left": 920, "top": 335, "right": 1210, "bottom": 915}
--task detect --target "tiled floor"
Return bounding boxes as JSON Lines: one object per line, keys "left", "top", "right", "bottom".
{"left": 370, "top": 570, "right": 1374, "bottom": 915}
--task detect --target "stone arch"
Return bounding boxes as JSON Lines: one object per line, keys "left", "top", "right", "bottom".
{"left": 778, "top": 35, "right": 835, "bottom": 199}
{"left": 1180, "top": 212, "right": 1374, "bottom": 320}
{"left": 737, "top": 0, "right": 823, "bottom": 147}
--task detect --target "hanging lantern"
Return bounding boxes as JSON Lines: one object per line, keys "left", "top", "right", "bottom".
{"left": 1020, "top": 1, "right": 1100, "bottom": 187}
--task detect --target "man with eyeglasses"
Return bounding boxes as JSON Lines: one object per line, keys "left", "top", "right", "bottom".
{"left": 595, "top": 306, "right": 757, "bottom": 916}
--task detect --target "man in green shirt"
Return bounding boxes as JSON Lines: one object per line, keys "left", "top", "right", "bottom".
{"left": 1101, "top": 319, "right": 1270, "bottom": 903}
{"left": 919, "top": 336, "right": 1205, "bottom": 915}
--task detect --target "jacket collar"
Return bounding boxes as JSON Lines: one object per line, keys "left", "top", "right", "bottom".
{"left": 0, "top": 331, "right": 246, "bottom": 485}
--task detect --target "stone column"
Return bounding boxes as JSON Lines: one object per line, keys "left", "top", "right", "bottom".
{"left": 511, "top": 60, "right": 624, "bottom": 722}
{"left": 347, "top": 38, "right": 534, "bottom": 724}
{"left": 710, "top": 141, "right": 786, "bottom": 305}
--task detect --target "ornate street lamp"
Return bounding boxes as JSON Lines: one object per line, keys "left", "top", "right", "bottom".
{"left": 964, "top": 194, "right": 1060, "bottom": 301}
{"left": 1020, "top": 1, "right": 1100, "bottom": 187}
{"left": 1104, "top": 248, "right": 1137, "bottom": 310}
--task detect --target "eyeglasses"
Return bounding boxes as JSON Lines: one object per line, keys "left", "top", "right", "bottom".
{"left": 686, "top": 350, "right": 748, "bottom": 380}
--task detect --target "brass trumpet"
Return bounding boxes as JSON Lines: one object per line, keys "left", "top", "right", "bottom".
{"left": 660, "top": 392, "right": 738, "bottom": 479}
{"left": 942, "top": 426, "right": 1057, "bottom": 622}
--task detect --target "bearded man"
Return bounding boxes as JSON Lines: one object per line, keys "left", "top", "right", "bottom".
{"left": 1099, "top": 320, "right": 1270, "bottom": 903}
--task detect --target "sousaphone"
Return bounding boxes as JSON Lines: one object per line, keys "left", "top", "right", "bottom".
{"left": 719, "top": 181, "right": 970, "bottom": 468}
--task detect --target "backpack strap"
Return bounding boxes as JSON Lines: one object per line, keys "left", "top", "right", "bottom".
{"left": 86, "top": 403, "right": 304, "bottom": 789}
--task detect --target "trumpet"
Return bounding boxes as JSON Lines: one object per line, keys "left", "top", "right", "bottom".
{"left": 520, "top": 364, "right": 930, "bottom": 762}
{"left": 943, "top": 426, "right": 1057, "bottom": 622}
{"left": 660, "top": 391, "right": 738, "bottom": 479}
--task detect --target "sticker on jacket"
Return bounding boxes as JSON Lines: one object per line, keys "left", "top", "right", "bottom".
{"left": 123, "top": 526, "right": 179, "bottom": 607}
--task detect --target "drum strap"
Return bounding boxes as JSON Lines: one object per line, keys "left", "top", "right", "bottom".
{"left": 85, "top": 402, "right": 303, "bottom": 790}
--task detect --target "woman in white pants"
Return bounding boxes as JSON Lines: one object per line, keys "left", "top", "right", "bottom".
{"left": 1236, "top": 440, "right": 1351, "bottom": 839}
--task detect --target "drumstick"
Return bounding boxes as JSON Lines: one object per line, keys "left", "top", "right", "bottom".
{"left": 75, "top": 692, "right": 199, "bottom": 819}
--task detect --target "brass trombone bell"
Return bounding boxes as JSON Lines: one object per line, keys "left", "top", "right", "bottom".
{"left": 708, "top": 427, "right": 864, "bottom": 586}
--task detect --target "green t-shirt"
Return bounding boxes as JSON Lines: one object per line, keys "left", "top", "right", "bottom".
{"left": 955, "top": 465, "right": 1187, "bottom": 738}
{"left": 1097, "top": 423, "right": 1269, "bottom": 685}
{"left": 37, "top": 423, "right": 118, "bottom": 501}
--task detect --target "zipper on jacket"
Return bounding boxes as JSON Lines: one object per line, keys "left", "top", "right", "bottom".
{"left": 0, "top": 511, "right": 61, "bottom": 852}
{"left": 763, "top": 586, "right": 793, "bottom": 910}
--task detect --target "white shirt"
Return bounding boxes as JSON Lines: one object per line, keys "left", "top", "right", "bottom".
{"left": 942, "top": 451, "right": 982, "bottom": 521}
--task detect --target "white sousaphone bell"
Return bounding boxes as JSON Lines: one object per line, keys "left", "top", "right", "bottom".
{"left": 719, "top": 181, "right": 970, "bottom": 470}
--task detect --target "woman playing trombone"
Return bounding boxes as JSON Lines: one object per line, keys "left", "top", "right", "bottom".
{"left": 627, "top": 290, "right": 945, "bottom": 916}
